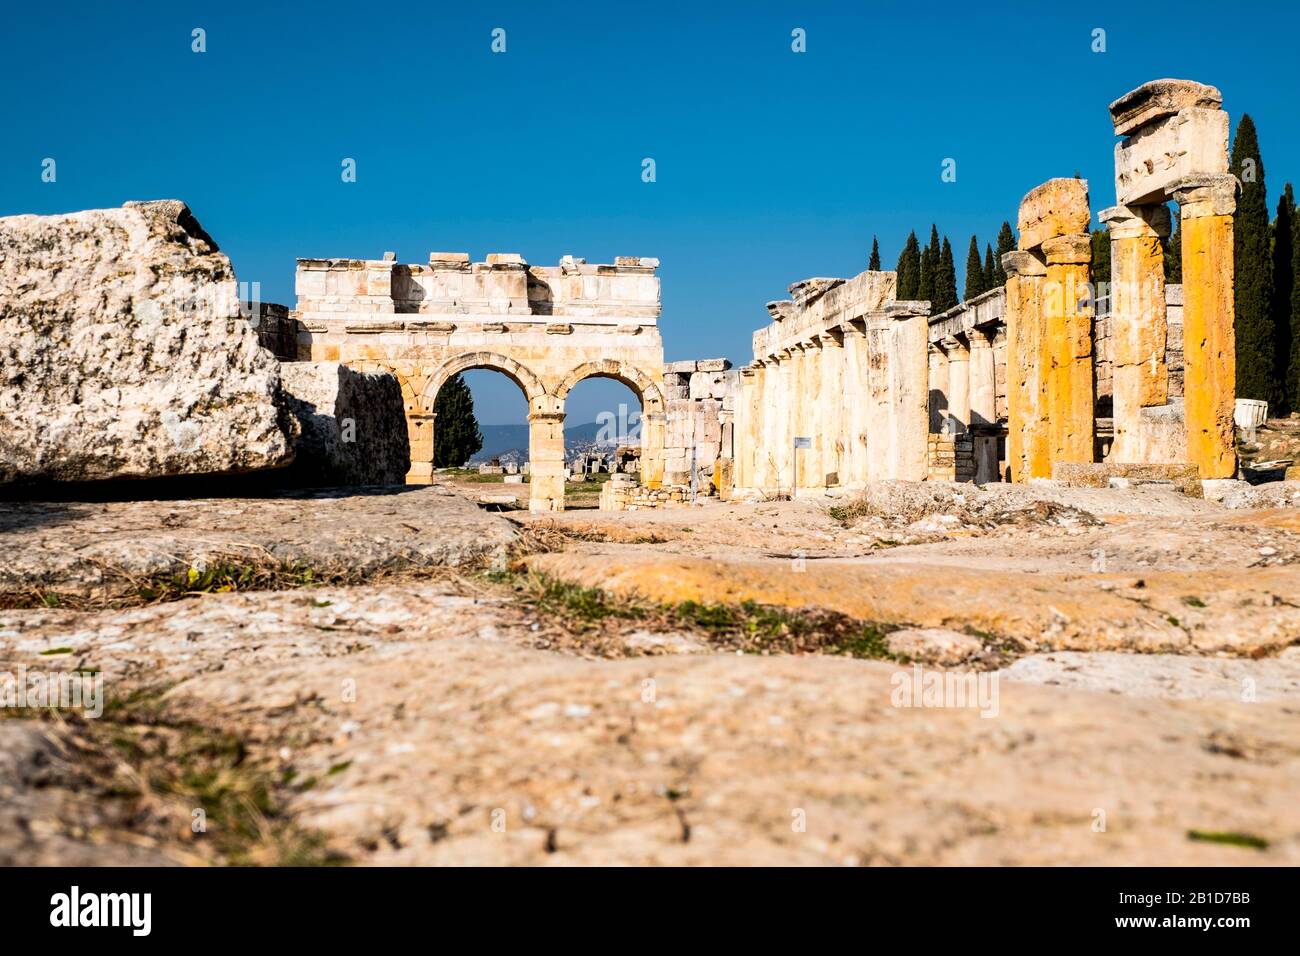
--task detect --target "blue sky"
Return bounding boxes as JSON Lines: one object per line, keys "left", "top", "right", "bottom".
{"left": 4, "top": 1, "right": 1298, "bottom": 423}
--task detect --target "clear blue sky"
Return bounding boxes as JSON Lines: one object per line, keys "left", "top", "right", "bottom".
{"left": 4, "top": 2, "right": 1298, "bottom": 423}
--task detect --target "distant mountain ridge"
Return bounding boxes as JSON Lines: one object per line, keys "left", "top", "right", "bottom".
{"left": 470, "top": 421, "right": 618, "bottom": 463}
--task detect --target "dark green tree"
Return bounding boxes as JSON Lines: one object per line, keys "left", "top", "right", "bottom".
{"left": 1163, "top": 216, "right": 1182, "bottom": 282}
{"left": 1276, "top": 184, "right": 1296, "bottom": 411}
{"left": 983, "top": 243, "right": 996, "bottom": 289}
{"left": 918, "top": 225, "right": 939, "bottom": 305}
{"left": 868, "top": 235, "right": 881, "bottom": 271}
{"left": 964, "top": 235, "right": 985, "bottom": 300}
{"left": 1231, "top": 114, "right": 1275, "bottom": 403}
{"left": 432, "top": 373, "right": 484, "bottom": 467}
{"left": 935, "top": 236, "right": 958, "bottom": 312}
{"left": 896, "top": 231, "right": 921, "bottom": 298}
{"left": 993, "top": 220, "right": 1016, "bottom": 285}
{"left": 1090, "top": 228, "right": 1111, "bottom": 285}
{"left": 1291, "top": 200, "right": 1300, "bottom": 413}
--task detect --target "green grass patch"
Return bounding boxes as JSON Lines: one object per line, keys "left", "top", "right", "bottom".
{"left": 1187, "top": 829, "right": 1269, "bottom": 850}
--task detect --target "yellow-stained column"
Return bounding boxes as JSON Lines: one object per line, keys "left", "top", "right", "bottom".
{"left": 1041, "top": 233, "right": 1095, "bottom": 465}
{"left": 1004, "top": 250, "right": 1050, "bottom": 481}
{"left": 1171, "top": 173, "right": 1237, "bottom": 478}
{"left": 774, "top": 351, "right": 794, "bottom": 495}
{"left": 641, "top": 409, "right": 666, "bottom": 488}
{"left": 405, "top": 411, "right": 435, "bottom": 484}
{"left": 1099, "top": 203, "right": 1170, "bottom": 461}
{"left": 799, "top": 339, "right": 824, "bottom": 491}
{"left": 528, "top": 395, "right": 566, "bottom": 512}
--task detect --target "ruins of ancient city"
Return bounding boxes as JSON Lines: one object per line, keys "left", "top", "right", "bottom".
{"left": 2, "top": 66, "right": 1298, "bottom": 892}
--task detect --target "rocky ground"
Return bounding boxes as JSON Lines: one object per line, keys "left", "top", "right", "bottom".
{"left": 2, "top": 481, "right": 1299, "bottom": 865}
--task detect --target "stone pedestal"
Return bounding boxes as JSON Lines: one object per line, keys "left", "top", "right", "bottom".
{"left": 1100, "top": 203, "right": 1171, "bottom": 461}
{"left": 1171, "top": 174, "right": 1237, "bottom": 479}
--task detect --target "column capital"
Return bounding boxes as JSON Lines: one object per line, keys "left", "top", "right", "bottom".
{"left": 1002, "top": 249, "right": 1047, "bottom": 277}
{"left": 1041, "top": 233, "right": 1092, "bottom": 265}
{"left": 1099, "top": 203, "right": 1172, "bottom": 239}
{"left": 1169, "top": 173, "right": 1237, "bottom": 217}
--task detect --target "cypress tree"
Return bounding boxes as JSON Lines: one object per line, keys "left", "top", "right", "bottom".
{"left": 935, "top": 236, "right": 958, "bottom": 312}
{"left": 983, "top": 243, "right": 996, "bottom": 289}
{"left": 1291, "top": 202, "right": 1300, "bottom": 413}
{"left": 869, "top": 235, "right": 881, "bottom": 271}
{"left": 1090, "top": 229, "right": 1111, "bottom": 285}
{"left": 1276, "top": 184, "right": 1296, "bottom": 411}
{"left": 964, "top": 235, "right": 985, "bottom": 300}
{"left": 993, "top": 220, "right": 1016, "bottom": 285}
{"left": 432, "top": 373, "right": 484, "bottom": 467}
{"left": 1231, "top": 114, "right": 1275, "bottom": 403}
{"left": 1164, "top": 216, "right": 1182, "bottom": 282}
{"left": 896, "top": 231, "right": 921, "bottom": 299}
{"left": 918, "top": 225, "right": 940, "bottom": 305}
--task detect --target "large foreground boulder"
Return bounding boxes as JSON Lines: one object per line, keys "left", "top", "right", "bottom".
{"left": 0, "top": 200, "right": 292, "bottom": 484}
{"left": 278, "top": 362, "right": 410, "bottom": 486}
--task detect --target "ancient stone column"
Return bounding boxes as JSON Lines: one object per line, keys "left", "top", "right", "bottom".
{"left": 887, "top": 301, "right": 931, "bottom": 480}
{"left": 776, "top": 350, "right": 795, "bottom": 495}
{"left": 864, "top": 312, "right": 893, "bottom": 481}
{"left": 1099, "top": 203, "right": 1171, "bottom": 461}
{"left": 1171, "top": 173, "right": 1237, "bottom": 478}
{"left": 943, "top": 336, "right": 971, "bottom": 433}
{"left": 641, "top": 409, "right": 666, "bottom": 488}
{"left": 799, "top": 339, "right": 824, "bottom": 491}
{"left": 1003, "top": 250, "right": 1049, "bottom": 481}
{"left": 735, "top": 365, "right": 758, "bottom": 492}
{"left": 841, "top": 322, "right": 871, "bottom": 487}
{"left": 406, "top": 410, "right": 435, "bottom": 484}
{"left": 968, "top": 330, "right": 997, "bottom": 427}
{"left": 528, "top": 396, "right": 567, "bottom": 512}
{"left": 1041, "top": 233, "right": 1095, "bottom": 465}
{"left": 818, "top": 332, "right": 844, "bottom": 486}
{"left": 927, "top": 345, "right": 949, "bottom": 433}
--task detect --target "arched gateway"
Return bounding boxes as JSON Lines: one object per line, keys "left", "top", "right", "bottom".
{"left": 291, "top": 251, "right": 665, "bottom": 511}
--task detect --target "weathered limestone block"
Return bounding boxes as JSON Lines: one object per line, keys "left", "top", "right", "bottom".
{"left": 1108, "top": 78, "right": 1223, "bottom": 137}
{"left": 1110, "top": 80, "right": 1227, "bottom": 207}
{"left": 277, "top": 363, "right": 410, "bottom": 486}
{"left": 1172, "top": 174, "right": 1237, "bottom": 479}
{"left": 1017, "top": 179, "right": 1091, "bottom": 252}
{"left": 0, "top": 200, "right": 292, "bottom": 484}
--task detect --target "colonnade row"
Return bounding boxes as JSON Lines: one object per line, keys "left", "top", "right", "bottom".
{"left": 733, "top": 302, "right": 931, "bottom": 496}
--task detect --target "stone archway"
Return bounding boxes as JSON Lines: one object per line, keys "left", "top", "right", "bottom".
{"left": 291, "top": 252, "right": 667, "bottom": 510}
{"left": 555, "top": 360, "right": 666, "bottom": 488}
{"left": 422, "top": 353, "right": 567, "bottom": 512}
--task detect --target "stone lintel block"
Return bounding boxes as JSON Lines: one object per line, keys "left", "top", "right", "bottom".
{"left": 480, "top": 322, "right": 507, "bottom": 333}
{"left": 1001, "top": 250, "right": 1048, "bottom": 277}
{"left": 428, "top": 252, "right": 471, "bottom": 266}
{"left": 1169, "top": 173, "right": 1238, "bottom": 217}
{"left": 298, "top": 258, "right": 331, "bottom": 270}
{"left": 788, "top": 276, "right": 845, "bottom": 307}
{"left": 667, "top": 359, "right": 697, "bottom": 374}
{"left": 766, "top": 300, "right": 794, "bottom": 322}
{"left": 1099, "top": 203, "right": 1173, "bottom": 239}
{"left": 486, "top": 253, "right": 526, "bottom": 266}
{"left": 885, "top": 300, "right": 931, "bottom": 319}
{"left": 696, "top": 358, "right": 732, "bottom": 372}
{"left": 1018, "top": 178, "right": 1090, "bottom": 251}
{"left": 1109, "top": 78, "right": 1222, "bottom": 137}
{"left": 545, "top": 323, "right": 574, "bottom": 334}
{"left": 343, "top": 320, "right": 406, "bottom": 333}
{"left": 1115, "top": 108, "right": 1229, "bottom": 206}
{"left": 1041, "top": 234, "right": 1092, "bottom": 265}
